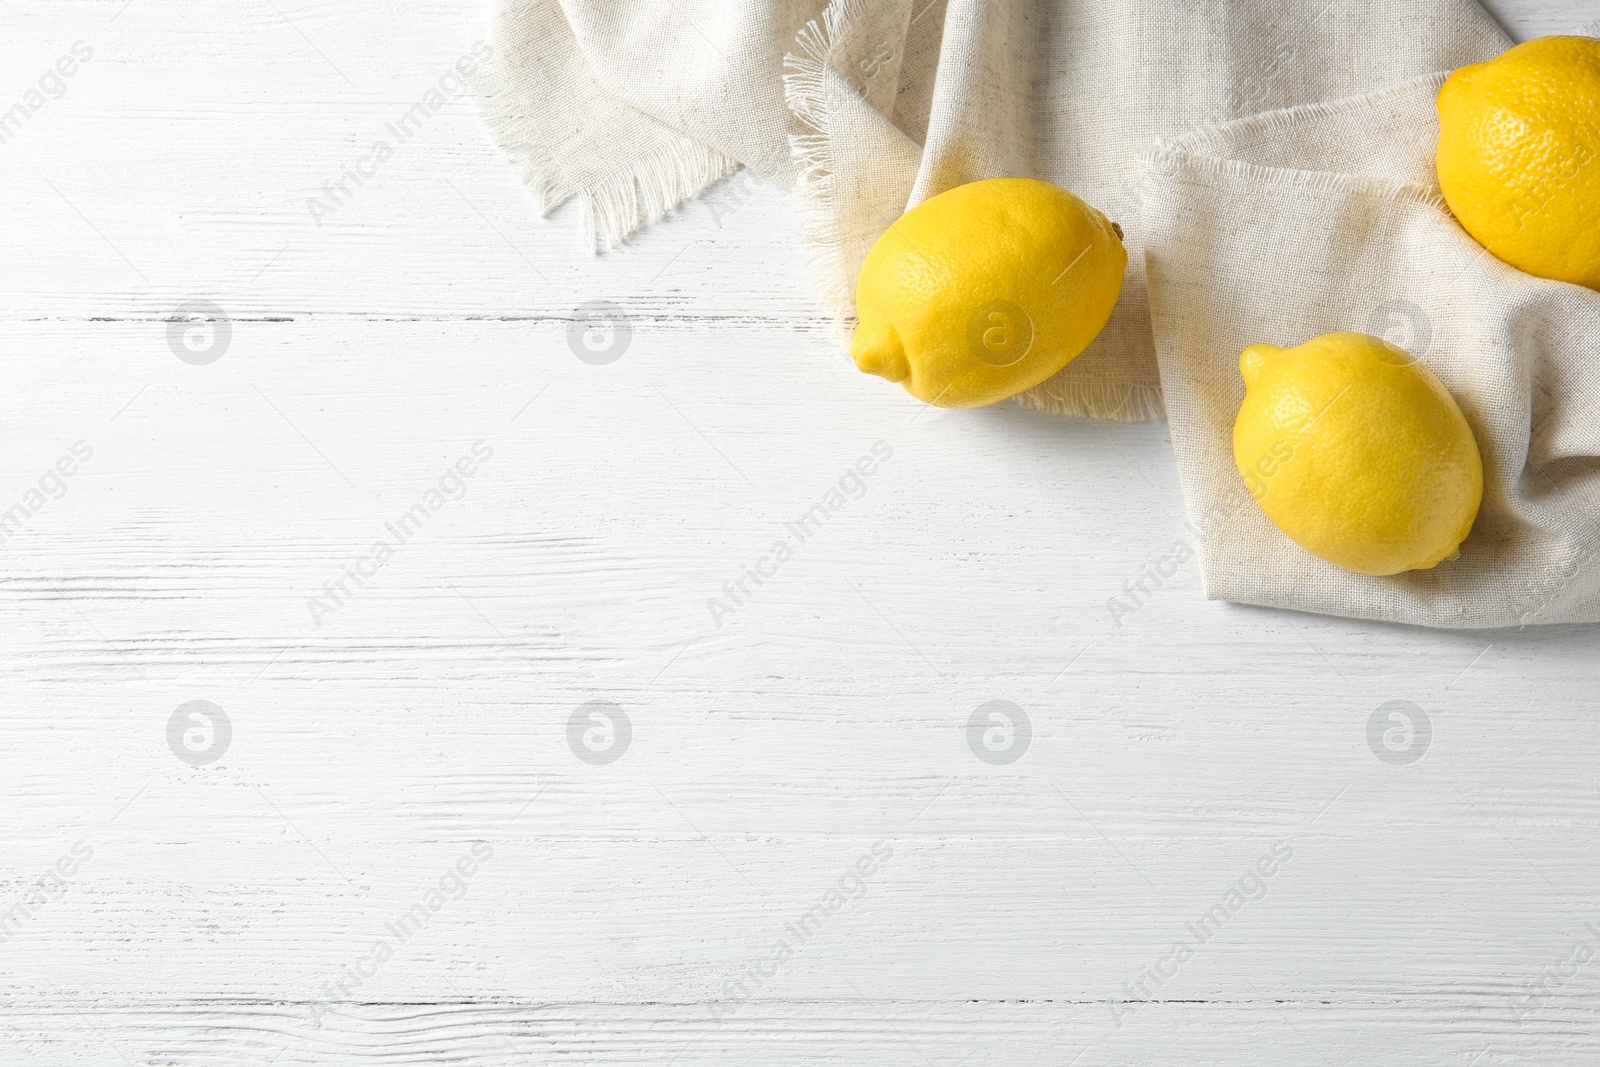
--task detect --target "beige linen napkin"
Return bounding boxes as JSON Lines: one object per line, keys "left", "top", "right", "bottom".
{"left": 474, "top": 2, "right": 1600, "bottom": 628}
{"left": 1140, "top": 74, "right": 1600, "bottom": 629}
{"left": 476, "top": 0, "right": 1508, "bottom": 418}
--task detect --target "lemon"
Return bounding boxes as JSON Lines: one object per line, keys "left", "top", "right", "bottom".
{"left": 1233, "top": 333, "right": 1483, "bottom": 577}
{"left": 850, "top": 177, "right": 1127, "bottom": 407}
{"left": 1436, "top": 36, "right": 1600, "bottom": 290}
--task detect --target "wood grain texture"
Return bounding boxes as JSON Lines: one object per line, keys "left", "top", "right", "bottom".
{"left": 2, "top": 0, "right": 1599, "bottom": 1063}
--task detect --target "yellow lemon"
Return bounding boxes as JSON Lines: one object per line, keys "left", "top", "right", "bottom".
{"left": 851, "top": 177, "right": 1126, "bottom": 407}
{"left": 1233, "top": 333, "right": 1483, "bottom": 577}
{"left": 1436, "top": 36, "right": 1600, "bottom": 289}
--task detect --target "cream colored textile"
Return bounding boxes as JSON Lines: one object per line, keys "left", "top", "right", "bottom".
{"left": 474, "top": 2, "right": 1600, "bottom": 627}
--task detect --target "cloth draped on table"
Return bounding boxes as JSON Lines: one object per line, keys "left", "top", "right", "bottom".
{"left": 473, "top": 1, "right": 1600, "bottom": 629}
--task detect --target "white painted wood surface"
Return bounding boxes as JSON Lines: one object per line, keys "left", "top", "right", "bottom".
{"left": 2, "top": 1, "right": 1598, "bottom": 1063}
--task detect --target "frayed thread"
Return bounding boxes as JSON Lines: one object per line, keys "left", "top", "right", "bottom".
{"left": 1014, "top": 381, "right": 1167, "bottom": 423}
{"left": 469, "top": 41, "right": 566, "bottom": 216}
{"left": 1145, "top": 75, "right": 1456, "bottom": 214}
{"left": 1142, "top": 145, "right": 1450, "bottom": 213}
{"left": 1162, "top": 70, "right": 1451, "bottom": 161}
{"left": 576, "top": 140, "right": 738, "bottom": 252}
{"left": 471, "top": 4, "right": 737, "bottom": 252}
{"left": 783, "top": 0, "right": 875, "bottom": 345}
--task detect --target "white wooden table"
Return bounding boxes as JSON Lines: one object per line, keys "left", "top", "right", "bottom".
{"left": 2, "top": 1, "right": 1597, "bottom": 1063}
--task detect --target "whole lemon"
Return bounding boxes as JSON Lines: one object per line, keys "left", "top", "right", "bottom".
{"left": 851, "top": 178, "right": 1126, "bottom": 407}
{"left": 1436, "top": 36, "right": 1600, "bottom": 290}
{"left": 1233, "top": 333, "right": 1483, "bottom": 577}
